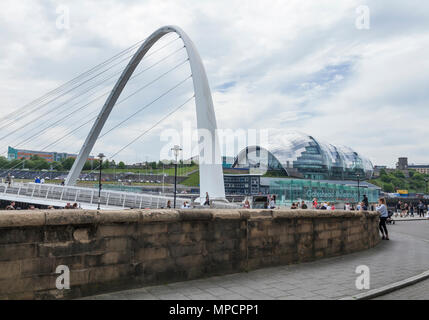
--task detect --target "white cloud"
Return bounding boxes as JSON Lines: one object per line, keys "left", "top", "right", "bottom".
{"left": 0, "top": 0, "right": 428, "bottom": 168}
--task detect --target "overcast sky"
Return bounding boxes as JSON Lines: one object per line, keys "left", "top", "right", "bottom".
{"left": 0, "top": 0, "right": 428, "bottom": 167}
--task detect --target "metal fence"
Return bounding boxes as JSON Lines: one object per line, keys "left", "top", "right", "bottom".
{"left": 0, "top": 182, "right": 238, "bottom": 209}
{"left": 0, "top": 182, "right": 187, "bottom": 209}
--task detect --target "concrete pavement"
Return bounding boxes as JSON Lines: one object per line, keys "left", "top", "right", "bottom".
{"left": 85, "top": 220, "right": 429, "bottom": 300}
{"left": 375, "top": 278, "right": 429, "bottom": 300}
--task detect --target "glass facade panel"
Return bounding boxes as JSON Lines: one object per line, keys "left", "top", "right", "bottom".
{"left": 267, "top": 178, "right": 380, "bottom": 206}
{"left": 233, "top": 131, "right": 374, "bottom": 181}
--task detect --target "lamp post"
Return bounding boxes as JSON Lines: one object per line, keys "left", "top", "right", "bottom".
{"left": 97, "top": 153, "right": 105, "bottom": 210}
{"left": 357, "top": 173, "right": 361, "bottom": 205}
{"left": 425, "top": 178, "right": 429, "bottom": 195}
{"left": 171, "top": 145, "right": 182, "bottom": 209}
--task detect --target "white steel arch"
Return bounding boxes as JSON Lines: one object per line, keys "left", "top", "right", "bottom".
{"left": 66, "top": 25, "right": 226, "bottom": 202}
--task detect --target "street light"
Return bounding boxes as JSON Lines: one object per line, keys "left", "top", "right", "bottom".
{"left": 171, "top": 145, "right": 182, "bottom": 209}
{"left": 425, "top": 178, "right": 429, "bottom": 195}
{"left": 357, "top": 173, "right": 361, "bottom": 205}
{"left": 97, "top": 153, "right": 105, "bottom": 210}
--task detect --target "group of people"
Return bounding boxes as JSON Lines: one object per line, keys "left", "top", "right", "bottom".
{"left": 34, "top": 177, "right": 45, "bottom": 184}
{"left": 290, "top": 200, "right": 309, "bottom": 209}
{"left": 65, "top": 203, "right": 80, "bottom": 209}
{"left": 2, "top": 200, "right": 80, "bottom": 210}
{"left": 164, "top": 192, "right": 211, "bottom": 209}
{"left": 3, "top": 201, "right": 56, "bottom": 210}
{"left": 395, "top": 200, "right": 428, "bottom": 218}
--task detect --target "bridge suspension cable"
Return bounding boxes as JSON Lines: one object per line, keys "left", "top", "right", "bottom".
{"left": 0, "top": 36, "right": 182, "bottom": 142}
{"left": 0, "top": 69, "right": 193, "bottom": 176}
{"left": 3, "top": 50, "right": 187, "bottom": 151}
{"left": 13, "top": 59, "right": 189, "bottom": 153}
{"left": 0, "top": 35, "right": 189, "bottom": 175}
{"left": 0, "top": 35, "right": 152, "bottom": 127}
{"left": 80, "top": 94, "right": 196, "bottom": 179}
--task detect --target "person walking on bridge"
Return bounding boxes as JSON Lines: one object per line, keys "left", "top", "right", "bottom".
{"left": 6, "top": 173, "right": 12, "bottom": 187}
{"left": 204, "top": 192, "right": 210, "bottom": 206}
{"left": 376, "top": 198, "right": 389, "bottom": 240}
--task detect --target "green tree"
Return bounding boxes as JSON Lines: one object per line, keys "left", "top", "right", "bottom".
{"left": 83, "top": 161, "right": 92, "bottom": 171}
{"left": 411, "top": 172, "right": 424, "bottom": 181}
{"left": 380, "top": 174, "right": 392, "bottom": 183}
{"left": 61, "top": 158, "right": 76, "bottom": 170}
{"left": 118, "top": 161, "right": 126, "bottom": 169}
{"left": 102, "top": 159, "right": 110, "bottom": 169}
{"left": 51, "top": 161, "right": 64, "bottom": 171}
{"left": 0, "top": 156, "right": 9, "bottom": 168}
{"left": 383, "top": 183, "right": 395, "bottom": 193}
{"left": 392, "top": 170, "right": 405, "bottom": 179}
{"left": 9, "top": 159, "right": 24, "bottom": 169}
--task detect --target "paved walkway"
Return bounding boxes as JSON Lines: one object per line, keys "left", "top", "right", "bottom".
{"left": 392, "top": 216, "right": 429, "bottom": 221}
{"left": 375, "top": 278, "right": 429, "bottom": 300}
{"left": 86, "top": 221, "right": 429, "bottom": 300}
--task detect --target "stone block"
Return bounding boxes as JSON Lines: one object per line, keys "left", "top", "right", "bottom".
{"left": 104, "top": 238, "right": 130, "bottom": 252}
{"left": 0, "top": 211, "right": 45, "bottom": 228}
{"left": 136, "top": 247, "right": 169, "bottom": 261}
{"left": 138, "top": 223, "right": 168, "bottom": 235}
{"left": 0, "top": 261, "right": 21, "bottom": 280}
{"left": 45, "top": 210, "right": 98, "bottom": 226}
{"left": 88, "top": 264, "right": 133, "bottom": 283}
{"left": 0, "top": 243, "right": 38, "bottom": 262}
{"left": 101, "top": 251, "right": 131, "bottom": 265}
{"left": 0, "top": 228, "right": 44, "bottom": 245}
{"left": 97, "top": 224, "right": 136, "bottom": 238}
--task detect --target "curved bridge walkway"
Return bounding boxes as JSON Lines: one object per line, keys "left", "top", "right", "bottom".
{"left": 86, "top": 220, "right": 429, "bottom": 300}
{"left": 0, "top": 182, "right": 190, "bottom": 210}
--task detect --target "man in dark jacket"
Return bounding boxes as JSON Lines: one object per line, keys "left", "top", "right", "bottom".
{"left": 362, "top": 195, "right": 369, "bottom": 210}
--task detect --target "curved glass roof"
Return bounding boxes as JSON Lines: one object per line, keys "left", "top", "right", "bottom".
{"left": 234, "top": 131, "right": 373, "bottom": 180}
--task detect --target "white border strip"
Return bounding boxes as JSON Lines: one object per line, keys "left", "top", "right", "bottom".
{"left": 341, "top": 270, "right": 429, "bottom": 300}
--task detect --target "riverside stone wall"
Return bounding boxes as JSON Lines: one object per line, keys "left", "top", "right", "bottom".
{"left": 0, "top": 209, "right": 380, "bottom": 299}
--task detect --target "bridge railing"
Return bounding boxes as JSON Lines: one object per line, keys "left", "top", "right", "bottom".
{"left": 0, "top": 182, "right": 191, "bottom": 209}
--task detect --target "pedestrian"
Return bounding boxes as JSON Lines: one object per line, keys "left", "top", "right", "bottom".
{"left": 269, "top": 196, "right": 276, "bottom": 209}
{"left": 312, "top": 198, "right": 318, "bottom": 209}
{"left": 362, "top": 195, "right": 369, "bottom": 210}
{"left": 181, "top": 201, "right": 190, "bottom": 209}
{"left": 418, "top": 201, "right": 425, "bottom": 218}
{"left": 204, "top": 192, "right": 210, "bottom": 206}
{"left": 401, "top": 202, "right": 407, "bottom": 217}
{"left": 301, "top": 201, "right": 308, "bottom": 209}
{"left": 6, "top": 173, "right": 12, "bottom": 187}
{"left": 166, "top": 200, "right": 171, "bottom": 209}
{"left": 376, "top": 198, "right": 389, "bottom": 240}
{"left": 243, "top": 199, "right": 250, "bottom": 209}
{"left": 6, "top": 201, "right": 15, "bottom": 210}
{"left": 356, "top": 202, "right": 362, "bottom": 211}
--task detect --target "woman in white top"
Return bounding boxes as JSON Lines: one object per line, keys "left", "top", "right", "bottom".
{"left": 376, "top": 198, "right": 389, "bottom": 240}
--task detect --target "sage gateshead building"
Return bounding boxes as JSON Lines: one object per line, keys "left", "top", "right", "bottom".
{"left": 230, "top": 131, "right": 379, "bottom": 205}
{"left": 233, "top": 131, "right": 374, "bottom": 181}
